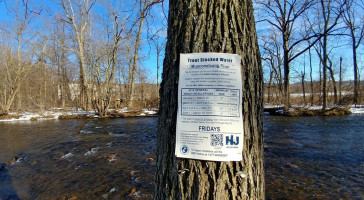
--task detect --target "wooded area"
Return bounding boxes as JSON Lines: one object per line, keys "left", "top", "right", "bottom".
{"left": 0, "top": 0, "right": 164, "bottom": 116}
{"left": 256, "top": 0, "right": 364, "bottom": 111}
{"left": 0, "top": 0, "right": 363, "bottom": 117}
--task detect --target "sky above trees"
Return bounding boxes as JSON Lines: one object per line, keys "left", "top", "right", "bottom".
{"left": 1, "top": 0, "right": 362, "bottom": 85}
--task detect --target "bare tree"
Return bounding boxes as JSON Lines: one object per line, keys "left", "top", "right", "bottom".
{"left": 91, "top": 4, "right": 127, "bottom": 117}
{"left": 59, "top": 0, "right": 95, "bottom": 110}
{"left": 147, "top": 4, "right": 167, "bottom": 91}
{"left": 260, "top": 30, "right": 284, "bottom": 105}
{"left": 312, "top": 0, "right": 345, "bottom": 111}
{"left": 342, "top": 0, "right": 364, "bottom": 106}
{"left": 32, "top": 35, "right": 49, "bottom": 112}
{"left": 149, "top": 29, "right": 166, "bottom": 89}
{"left": 256, "top": 0, "right": 317, "bottom": 110}
{"left": 0, "top": 0, "right": 40, "bottom": 112}
{"left": 50, "top": 20, "right": 72, "bottom": 108}
{"left": 127, "top": 0, "right": 162, "bottom": 109}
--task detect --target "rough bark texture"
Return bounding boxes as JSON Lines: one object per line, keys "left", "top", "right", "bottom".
{"left": 154, "top": 0, "right": 264, "bottom": 199}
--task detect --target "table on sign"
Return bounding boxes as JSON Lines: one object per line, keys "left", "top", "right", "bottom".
{"left": 181, "top": 88, "right": 240, "bottom": 117}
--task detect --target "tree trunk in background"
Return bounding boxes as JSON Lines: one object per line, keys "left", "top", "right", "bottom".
{"left": 352, "top": 42, "right": 359, "bottom": 106}
{"left": 301, "top": 73, "right": 306, "bottom": 105}
{"left": 320, "top": 0, "right": 327, "bottom": 111}
{"left": 283, "top": 41, "right": 290, "bottom": 110}
{"left": 322, "top": 35, "right": 328, "bottom": 111}
{"left": 268, "top": 70, "right": 274, "bottom": 104}
{"left": 301, "top": 57, "right": 306, "bottom": 105}
{"left": 327, "top": 62, "right": 337, "bottom": 104}
{"left": 154, "top": 0, "right": 264, "bottom": 199}
{"left": 309, "top": 48, "right": 314, "bottom": 106}
{"left": 128, "top": 14, "right": 145, "bottom": 109}
{"left": 339, "top": 57, "right": 342, "bottom": 101}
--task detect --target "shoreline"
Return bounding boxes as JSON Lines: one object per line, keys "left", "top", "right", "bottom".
{"left": 0, "top": 108, "right": 158, "bottom": 122}
{"left": 264, "top": 105, "right": 364, "bottom": 116}
{"left": 1, "top": 105, "right": 364, "bottom": 122}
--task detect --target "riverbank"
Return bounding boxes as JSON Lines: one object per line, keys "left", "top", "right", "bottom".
{"left": 1, "top": 105, "right": 363, "bottom": 122}
{"left": 0, "top": 107, "right": 158, "bottom": 122}
{"left": 264, "top": 105, "right": 364, "bottom": 116}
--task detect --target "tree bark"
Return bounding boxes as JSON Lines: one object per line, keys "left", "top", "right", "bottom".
{"left": 154, "top": 0, "right": 264, "bottom": 199}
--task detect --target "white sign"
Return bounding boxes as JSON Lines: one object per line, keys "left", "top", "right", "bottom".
{"left": 176, "top": 53, "right": 244, "bottom": 161}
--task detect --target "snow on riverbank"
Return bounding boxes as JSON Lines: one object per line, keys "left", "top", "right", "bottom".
{"left": 264, "top": 104, "right": 364, "bottom": 115}
{"left": 1, "top": 105, "right": 362, "bottom": 122}
{"left": 0, "top": 107, "right": 158, "bottom": 122}
{"left": 350, "top": 106, "right": 364, "bottom": 114}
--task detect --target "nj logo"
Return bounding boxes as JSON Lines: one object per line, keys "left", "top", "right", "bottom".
{"left": 226, "top": 135, "right": 239, "bottom": 145}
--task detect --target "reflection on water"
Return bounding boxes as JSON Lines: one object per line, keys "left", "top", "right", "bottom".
{"left": 0, "top": 115, "right": 363, "bottom": 199}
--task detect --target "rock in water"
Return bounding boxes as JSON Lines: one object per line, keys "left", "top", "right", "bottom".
{"left": 0, "top": 163, "right": 6, "bottom": 170}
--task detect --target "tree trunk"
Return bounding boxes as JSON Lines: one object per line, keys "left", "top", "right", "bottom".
{"left": 301, "top": 73, "right": 306, "bottom": 105}
{"left": 309, "top": 48, "right": 314, "bottom": 106}
{"left": 78, "top": 44, "right": 89, "bottom": 111}
{"left": 352, "top": 42, "right": 359, "bottom": 106}
{"left": 322, "top": 36, "right": 328, "bottom": 111}
{"left": 339, "top": 57, "right": 342, "bottom": 101}
{"left": 283, "top": 43, "right": 290, "bottom": 110}
{"left": 128, "top": 1, "right": 147, "bottom": 109}
{"left": 268, "top": 70, "right": 274, "bottom": 104}
{"left": 327, "top": 63, "right": 337, "bottom": 104}
{"left": 154, "top": 0, "right": 264, "bottom": 199}
{"left": 128, "top": 17, "right": 144, "bottom": 108}
{"left": 320, "top": 0, "right": 328, "bottom": 111}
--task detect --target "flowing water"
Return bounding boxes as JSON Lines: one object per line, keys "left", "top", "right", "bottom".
{"left": 0, "top": 115, "right": 363, "bottom": 199}
{"left": 264, "top": 115, "right": 364, "bottom": 199}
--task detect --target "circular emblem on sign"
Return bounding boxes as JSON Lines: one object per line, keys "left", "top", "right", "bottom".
{"left": 180, "top": 145, "right": 189, "bottom": 155}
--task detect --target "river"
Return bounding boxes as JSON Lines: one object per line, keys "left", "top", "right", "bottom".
{"left": 0, "top": 115, "right": 363, "bottom": 199}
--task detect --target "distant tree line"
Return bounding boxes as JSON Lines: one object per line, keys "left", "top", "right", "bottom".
{"left": 255, "top": 0, "right": 364, "bottom": 110}
{"left": 0, "top": 0, "right": 165, "bottom": 116}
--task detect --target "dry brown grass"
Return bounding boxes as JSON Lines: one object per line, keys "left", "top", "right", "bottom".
{"left": 58, "top": 114, "right": 95, "bottom": 119}
{"left": 323, "top": 108, "right": 352, "bottom": 116}
{"left": 286, "top": 107, "right": 351, "bottom": 116}
{"left": 0, "top": 114, "right": 21, "bottom": 120}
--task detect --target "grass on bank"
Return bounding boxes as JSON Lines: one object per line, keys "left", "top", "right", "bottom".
{"left": 274, "top": 107, "right": 352, "bottom": 116}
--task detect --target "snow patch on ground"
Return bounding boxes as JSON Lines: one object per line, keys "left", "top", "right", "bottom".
{"left": 350, "top": 106, "right": 364, "bottom": 114}
{"left": 60, "top": 153, "right": 74, "bottom": 159}
{"left": 140, "top": 108, "right": 157, "bottom": 116}
{"left": 84, "top": 147, "right": 100, "bottom": 156}
{"left": 0, "top": 107, "right": 156, "bottom": 122}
